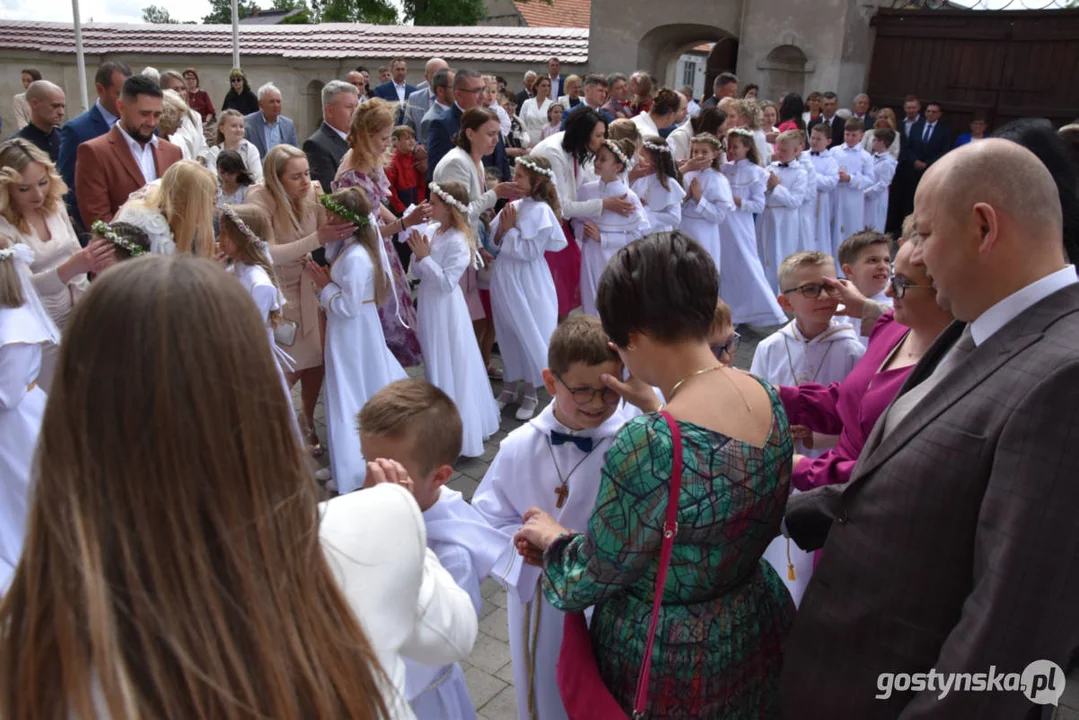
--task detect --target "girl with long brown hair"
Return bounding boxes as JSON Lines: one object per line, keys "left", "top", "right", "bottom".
{"left": 334, "top": 98, "right": 430, "bottom": 369}
{"left": 305, "top": 187, "right": 407, "bottom": 494}
{"left": 0, "top": 255, "right": 478, "bottom": 718}
{"left": 246, "top": 144, "right": 356, "bottom": 457}
{"left": 0, "top": 234, "right": 59, "bottom": 594}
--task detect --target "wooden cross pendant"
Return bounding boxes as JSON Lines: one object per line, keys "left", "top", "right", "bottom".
{"left": 554, "top": 484, "right": 569, "bottom": 509}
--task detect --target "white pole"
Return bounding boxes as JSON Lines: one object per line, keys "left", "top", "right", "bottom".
{"left": 231, "top": 0, "right": 240, "bottom": 69}
{"left": 72, "top": 0, "right": 89, "bottom": 112}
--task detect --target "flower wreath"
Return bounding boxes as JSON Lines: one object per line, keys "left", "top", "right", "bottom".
{"left": 602, "top": 139, "right": 631, "bottom": 168}
{"left": 318, "top": 194, "right": 372, "bottom": 230}
{"left": 219, "top": 204, "right": 269, "bottom": 254}
{"left": 429, "top": 182, "right": 469, "bottom": 214}
{"left": 724, "top": 128, "right": 754, "bottom": 142}
{"left": 642, "top": 140, "right": 670, "bottom": 154}
{"left": 91, "top": 220, "right": 146, "bottom": 257}
{"left": 517, "top": 157, "right": 554, "bottom": 179}
{"left": 692, "top": 133, "right": 725, "bottom": 149}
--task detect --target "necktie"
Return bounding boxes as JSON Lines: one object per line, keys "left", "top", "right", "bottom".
{"left": 551, "top": 430, "right": 593, "bottom": 453}
{"left": 880, "top": 327, "right": 975, "bottom": 438}
{"left": 923, "top": 123, "right": 932, "bottom": 142}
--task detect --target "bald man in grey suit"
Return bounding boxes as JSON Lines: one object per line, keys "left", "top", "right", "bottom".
{"left": 781, "top": 140, "right": 1079, "bottom": 719}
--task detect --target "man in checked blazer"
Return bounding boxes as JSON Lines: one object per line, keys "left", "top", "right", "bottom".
{"left": 781, "top": 139, "right": 1079, "bottom": 718}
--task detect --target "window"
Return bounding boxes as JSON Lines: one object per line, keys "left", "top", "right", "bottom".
{"left": 682, "top": 60, "right": 696, "bottom": 88}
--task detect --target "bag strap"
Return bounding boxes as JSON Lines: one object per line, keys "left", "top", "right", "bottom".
{"left": 631, "top": 410, "right": 684, "bottom": 718}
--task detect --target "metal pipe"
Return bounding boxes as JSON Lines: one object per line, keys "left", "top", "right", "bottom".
{"left": 231, "top": 0, "right": 240, "bottom": 68}
{"left": 72, "top": 0, "right": 89, "bottom": 111}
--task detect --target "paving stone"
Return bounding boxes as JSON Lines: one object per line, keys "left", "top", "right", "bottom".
{"left": 479, "top": 605, "right": 511, "bottom": 643}
{"left": 463, "top": 664, "right": 507, "bottom": 710}
{"left": 494, "top": 660, "right": 515, "bottom": 684}
{"left": 478, "top": 684, "right": 518, "bottom": 720}
{"left": 467, "top": 630, "right": 513, "bottom": 675}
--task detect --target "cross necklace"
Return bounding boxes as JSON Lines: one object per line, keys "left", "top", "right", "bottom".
{"left": 543, "top": 435, "right": 605, "bottom": 509}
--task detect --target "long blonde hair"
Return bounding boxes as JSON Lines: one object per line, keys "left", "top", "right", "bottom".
{"left": 0, "top": 139, "right": 67, "bottom": 233}
{"left": 0, "top": 235, "right": 24, "bottom": 308}
{"left": 328, "top": 187, "right": 388, "bottom": 306}
{"left": 0, "top": 256, "right": 391, "bottom": 720}
{"left": 261, "top": 144, "right": 317, "bottom": 234}
{"left": 219, "top": 203, "right": 285, "bottom": 327}
{"left": 430, "top": 180, "right": 477, "bottom": 264}
{"left": 346, "top": 98, "right": 395, "bottom": 173}
{"left": 142, "top": 161, "right": 216, "bottom": 258}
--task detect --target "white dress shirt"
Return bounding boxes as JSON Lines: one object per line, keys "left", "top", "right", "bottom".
{"left": 904, "top": 114, "right": 922, "bottom": 137}
{"left": 117, "top": 123, "right": 159, "bottom": 184}
{"left": 969, "top": 265, "right": 1078, "bottom": 347}
{"left": 394, "top": 82, "right": 407, "bottom": 103}
{"left": 95, "top": 98, "right": 119, "bottom": 127}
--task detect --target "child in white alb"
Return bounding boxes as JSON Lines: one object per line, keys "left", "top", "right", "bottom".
{"left": 359, "top": 379, "right": 510, "bottom": 720}
{"left": 829, "top": 117, "right": 874, "bottom": 260}
{"left": 719, "top": 128, "right": 787, "bottom": 328}
{"left": 757, "top": 130, "right": 808, "bottom": 293}
{"left": 406, "top": 180, "right": 500, "bottom": 458}
{"left": 575, "top": 137, "right": 647, "bottom": 317}
{"left": 489, "top": 155, "right": 568, "bottom": 421}
{"left": 630, "top": 136, "right": 685, "bottom": 233}
{"left": 864, "top": 128, "right": 898, "bottom": 233}
{"left": 679, "top": 132, "right": 735, "bottom": 273}
{"left": 806, "top": 124, "right": 840, "bottom": 254}
{"left": 472, "top": 316, "right": 630, "bottom": 720}
{"left": 795, "top": 130, "right": 818, "bottom": 253}
{"left": 751, "top": 250, "right": 864, "bottom": 606}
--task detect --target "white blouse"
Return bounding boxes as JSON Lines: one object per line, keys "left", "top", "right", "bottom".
{"left": 519, "top": 97, "right": 554, "bottom": 149}
{"left": 0, "top": 211, "right": 87, "bottom": 328}
{"left": 203, "top": 139, "right": 264, "bottom": 183}
{"left": 530, "top": 131, "right": 604, "bottom": 220}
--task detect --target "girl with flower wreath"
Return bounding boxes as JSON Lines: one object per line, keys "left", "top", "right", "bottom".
{"left": 0, "top": 234, "right": 60, "bottom": 592}
{"left": 631, "top": 135, "right": 686, "bottom": 234}
{"left": 679, "top": 132, "right": 736, "bottom": 275}
{"left": 333, "top": 98, "right": 431, "bottom": 369}
{"left": 488, "top": 155, "right": 567, "bottom": 420}
{"left": 574, "top": 137, "right": 647, "bottom": 319}
{"left": 305, "top": 187, "right": 407, "bottom": 494}
{"left": 405, "top": 180, "right": 500, "bottom": 458}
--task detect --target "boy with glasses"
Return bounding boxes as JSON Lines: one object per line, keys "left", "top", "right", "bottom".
{"left": 472, "top": 314, "right": 631, "bottom": 720}
{"left": 751, "top": 250, "right": 864, "bottom": 605}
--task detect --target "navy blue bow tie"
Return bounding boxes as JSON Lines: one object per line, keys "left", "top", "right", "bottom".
{"left": 551, "top": 431, "right": 593, "bottom": 452}
{"left": 778, "top": 162, "right": 791, "bottom": 168}
{"left": 811, "top": 151, "right": 821, "bottom": 156}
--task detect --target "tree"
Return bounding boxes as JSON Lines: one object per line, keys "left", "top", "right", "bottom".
{"left": 202, "top": 0, "right": 260, "bottom": 24}
{"left": 403, "top": 0, "right": 486, "bottom": 25}
{"left": 273, "top": 0, "right": 314, "bottom": 23}
{"left": 142, "top": 4, "right": 179, "bottom": 22}
{"left": 310, "top": 0, "right": 397, "bottom": 23}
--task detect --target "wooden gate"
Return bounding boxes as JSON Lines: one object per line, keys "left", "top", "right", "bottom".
{"left": 868, "top": 8, "right": 1079, "bottom": 134}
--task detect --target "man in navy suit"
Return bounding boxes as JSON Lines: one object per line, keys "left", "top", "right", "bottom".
{"left": 57, "top": 59, "right": 131, "bottom": 235}
{"left": 373, "top": 58, "right": 418, "bottom": 123}
{"left": 910, "top": 101, "right": 952, "bottom": 174}
{"left": 545, "top": 56, "right": 565, "bottom": 101}
{"left": 425, "top": 68, "right": 510, "bottom": 183}
{"left": 243, "top": 83, "right": 299, "bottom": 159}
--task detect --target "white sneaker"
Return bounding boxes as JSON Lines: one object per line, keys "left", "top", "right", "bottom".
{"left": 314, "top": 467, "right": 332, "bottom": 482}
{"left": 496, "top": 388, "right": 517, "bottom": 410}
{"left": 515, "top": 394, "right": 538, "bottom": 420}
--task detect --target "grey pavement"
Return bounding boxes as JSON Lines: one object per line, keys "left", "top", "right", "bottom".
{"left": 298, "top": 326, "right": 1079, "bottom": 720}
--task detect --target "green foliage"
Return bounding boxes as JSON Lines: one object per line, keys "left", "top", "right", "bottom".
{"left": 403, "top": 0, "right": 487, "bottom": 26}
{"left": 310, "top": 0, "right": 397, "bottom": 23}
{"left": 142, "top": 4, "right": 178, "bottom": 22}
{"left": 202, "top": 0, "right": 260, "bottom": 24}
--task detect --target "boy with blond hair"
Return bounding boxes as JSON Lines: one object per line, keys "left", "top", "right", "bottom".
{"left": 758, "top": 129, "right": 808, "bottom": 292}
{"left": 864, "top": 127, "right": 898, "bottom": 232}
{"left": 472, "top": 315, "right": 630, "bottom": 720}
{"left": 359, "top": 379, "right": 509, "bottom": 720}
{"left": 837, "top": 230, "right": 894, "bottom": 346}
{"left": 751, "top": 251, "right": 864, "bottom": 605}
{"left": 807, "top": 123, "right": 840, "bottom": 253}
{"left": 829, "top": 117, "right": 874, "bottom": 259}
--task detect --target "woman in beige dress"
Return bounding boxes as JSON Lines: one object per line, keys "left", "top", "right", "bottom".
{"left": 0, "top": 139, "right": 112, "bottom": 390}
{"left": 247, "top": 145, "right": 357, "bottom": 454}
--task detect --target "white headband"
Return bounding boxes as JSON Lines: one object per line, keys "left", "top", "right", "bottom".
{"left": 642, "top": 140, "right": 670, "bottom": 154}
{"left": 517, "top": 157, "right": 554, "bottom": 178}
{"left": 603, "top": 139, "right": 631, "bottom": 167}
{"left": 429, "top": 182, "right": 469, "bottom": 214}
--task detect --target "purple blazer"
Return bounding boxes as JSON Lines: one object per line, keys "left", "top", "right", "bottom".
{"left": 779, "top": 311, "right": 912, "bottom": 491}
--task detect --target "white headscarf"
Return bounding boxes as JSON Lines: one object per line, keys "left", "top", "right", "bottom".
{"left": 0, "top": 244, "right": 61, "bottom": 348}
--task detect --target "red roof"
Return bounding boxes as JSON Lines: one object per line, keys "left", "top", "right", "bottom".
{"left": 0, "top": 20, "right": 589, "bottom": 63}
{"left": 513, "top": 0, "right": 591, "bottom": 29}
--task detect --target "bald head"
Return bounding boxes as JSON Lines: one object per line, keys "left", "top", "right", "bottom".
{"left": 425, "top": 57, "right": 448, "bottom": 83}
{"left": 925, "top": 138, "right": 1062, "bottom": 237}
{"left": 26, "top": 80, "right": 66, "bottom": 130}
{"left": 914, "top": 139, "right": 1067, "bottom": 322}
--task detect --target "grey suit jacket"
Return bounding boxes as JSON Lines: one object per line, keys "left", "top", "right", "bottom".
{"left": 781, "top": 282, "right": 1079, "bottom": 719}
{"left": 404, "top": 88, "right": 434, "bottom": 142}
{"left": 419, "top": 101, "right": 450, "bottom": 147}
{"left": 243, "top": 111, "right": 299, "bottom": 159}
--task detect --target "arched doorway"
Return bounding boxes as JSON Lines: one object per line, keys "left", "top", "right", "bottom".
{"left": 757, "top": 44, "right": 811, "bottom": 99}
{"left": 305, "top": 79, "right": 325, "bottom": 140}
{"left": 705, "top": 38, "right": 739, "bottom": 100}
{"left": 637, "top": 23, "right": 736, "bottom": 93}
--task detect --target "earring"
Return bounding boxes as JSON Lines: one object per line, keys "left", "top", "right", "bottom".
{"left": 626, "top": 344, "right": 636, "bottom": 351}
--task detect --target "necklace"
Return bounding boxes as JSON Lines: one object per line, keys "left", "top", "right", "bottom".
{"left": 543, "top": 433, "right": 606, "bottom": 509}
{"left": 668, "top": 365, "right": 754, "bottom": 412}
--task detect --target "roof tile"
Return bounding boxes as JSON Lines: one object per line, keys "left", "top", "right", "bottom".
{"left": 513, "top": 0, "right": 591, "bottom": 28}
{"left": 0, "top": 20, "right": 588, "bottom": 63}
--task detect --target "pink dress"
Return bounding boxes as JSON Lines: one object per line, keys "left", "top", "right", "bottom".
{"left": 778, "top": 312, "right": 913, "bottom": 491}
{"left": 334, "top": 168, "right": 423, "bottom": 368}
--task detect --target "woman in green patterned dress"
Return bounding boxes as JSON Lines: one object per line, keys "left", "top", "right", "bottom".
{"left": 515, "top": 231, "right": 796, "bottom": 718}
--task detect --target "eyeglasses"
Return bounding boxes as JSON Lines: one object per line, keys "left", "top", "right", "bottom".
{"left": 888, "top": 274, "right": 933, "bottom": 299}
{"left": 781, "top": 282, "right": 840, "bottom": 299}
{"left": 710, "top": 332, "right": 741, "bottom": 361}
{"left": 554, "top": 373, "right": 621, "bottom": 406}
{"left": 231, "top": 78, "right": 244, "bottom": 83}
{"left": 458, "top": 86, "right": 486, "bottom": 96}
